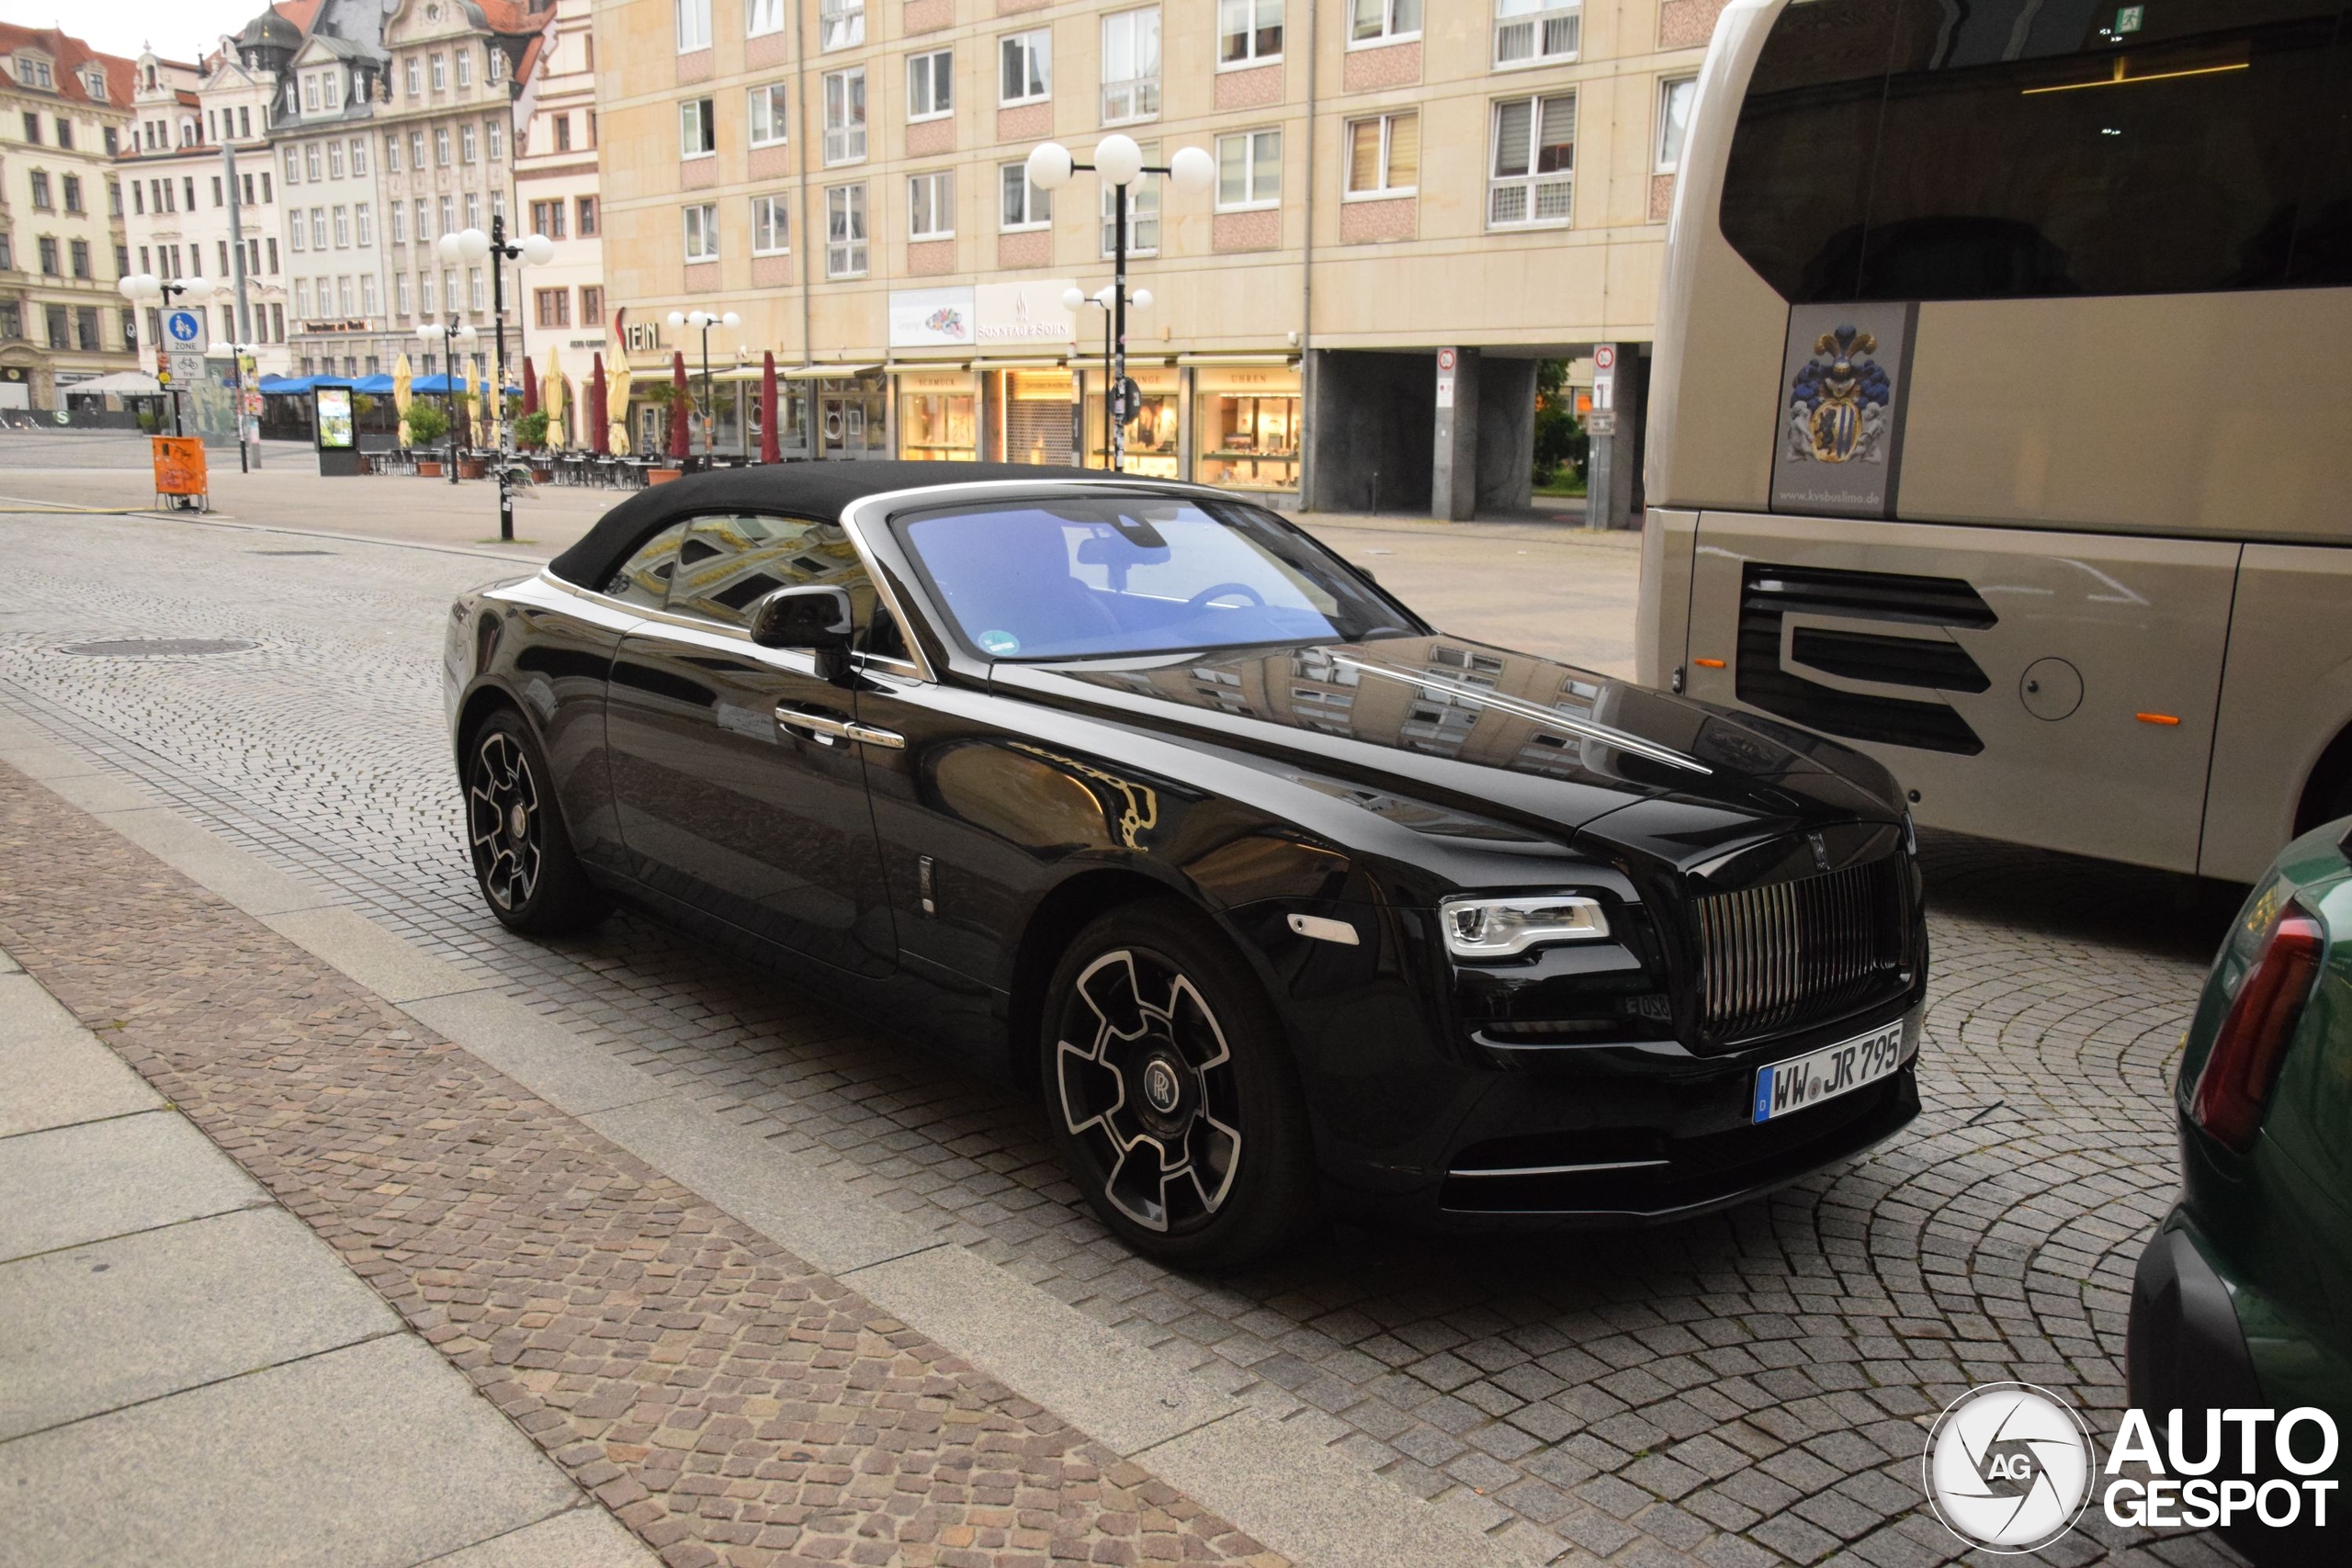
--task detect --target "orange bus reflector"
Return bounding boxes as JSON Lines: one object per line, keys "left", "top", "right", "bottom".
{"left": 1694, "top": 658, "right": 1726, "bottom": 669}
{"left": 2136, "top": 712, "right": 2182, "bottom": 726}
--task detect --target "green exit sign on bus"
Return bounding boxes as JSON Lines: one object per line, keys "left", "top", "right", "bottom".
{"left": 2115, "top": 5, "right": 2143, "bottom": 31}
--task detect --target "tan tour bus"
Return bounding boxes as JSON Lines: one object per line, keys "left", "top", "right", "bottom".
{"left": 1636, "top": 0, "right": 2352, "bottom": 883}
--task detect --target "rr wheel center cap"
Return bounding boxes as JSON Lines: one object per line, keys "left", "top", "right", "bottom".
{"left": 507, "top": 801, "right": 527, "bottom": 840}
{"left": 1141, "top": 1058, "right": 1182, "bottom": 1115}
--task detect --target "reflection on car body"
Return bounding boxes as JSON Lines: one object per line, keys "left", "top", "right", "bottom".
{"left": 445, "top": 463, "right": 1929, "bottom": 1265}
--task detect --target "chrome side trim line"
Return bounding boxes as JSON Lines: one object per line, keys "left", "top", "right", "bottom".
{"left": 1447, "top": 1158, "right": 1672, "bottom": 1178}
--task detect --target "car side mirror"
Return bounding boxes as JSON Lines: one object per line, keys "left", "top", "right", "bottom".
{"left": 749, "top": 584, "right": 854, "bottom": 682}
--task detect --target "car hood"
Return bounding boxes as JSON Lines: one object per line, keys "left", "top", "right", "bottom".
{"left": 992, "top": 636, "right": 1907, "bottom": 876}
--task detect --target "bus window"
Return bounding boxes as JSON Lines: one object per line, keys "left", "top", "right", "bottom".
{"left": 1720, "top": 0, "right": 2352, "bottom": 302}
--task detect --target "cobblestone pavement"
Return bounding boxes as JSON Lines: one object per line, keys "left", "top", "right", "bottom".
{"left": 0, "top": 509, "right": 2248, "bottom": 1568}
{"left": 0, "top": 764, "right": 1284, "bottom": 1568}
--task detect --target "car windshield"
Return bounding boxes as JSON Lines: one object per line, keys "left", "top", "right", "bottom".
{"left": 893, "top": 495, "right": 1423, "bottom": 660}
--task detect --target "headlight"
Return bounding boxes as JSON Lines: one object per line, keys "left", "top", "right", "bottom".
{"left": 1440, "top": 893, "right": 1609, "bottom": 960}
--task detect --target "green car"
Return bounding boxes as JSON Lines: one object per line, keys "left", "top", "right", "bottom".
{"left": 2131, "top": 818, "right": 2352, "bottom": 1567}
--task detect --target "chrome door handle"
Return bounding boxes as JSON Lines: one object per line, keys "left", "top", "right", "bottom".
{"left": 775, "top": 706, "right": 904, "bottom": 750}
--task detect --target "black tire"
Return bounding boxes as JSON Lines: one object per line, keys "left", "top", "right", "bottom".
{"left": 1042, "top": 899, "right": 1320, "bottom": 1269}
{"left": 463, "top": 707, "right": 610, "bottom": 936}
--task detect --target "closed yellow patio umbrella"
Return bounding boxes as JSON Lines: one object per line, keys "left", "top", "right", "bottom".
{"left": 464, "top": 360, "right": 483, "bottom": 447}
{"left": 543, "top": 344, "right": 568, "bottom": 449}
{"left": 605, "top": 338, "right": 633, "bottom": 456}
{"left": 392, "top": 354, "right": 413, "bottom": 447}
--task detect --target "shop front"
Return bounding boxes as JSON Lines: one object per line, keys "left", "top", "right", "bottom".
{"left": 1191, "top": 359, "right": 1302, "bottom": 502}
{"left": 783, "top": 367, "right": 888, "bottom": 459}
{"left": 894, "top": 366, "right": 978, "bottom": 462}
{"left": 1082, "top": 363, "right": 1181, "bottom": 478}
{"left": 991, "top": 365, "right": 1077, "bottom": 466}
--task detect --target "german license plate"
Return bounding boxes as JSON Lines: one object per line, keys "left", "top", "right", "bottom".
{"left": 1752, "top": 1020, "right": 1910, "bottom": 1123}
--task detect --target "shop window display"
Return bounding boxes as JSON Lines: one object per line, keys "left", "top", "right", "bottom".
{"left": 1196, "top": 384, "right": 1299, "bottom": 491}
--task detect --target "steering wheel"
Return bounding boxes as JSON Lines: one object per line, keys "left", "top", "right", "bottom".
{"left": 1184, "top": 582, "right": 1266, "bottom": 613}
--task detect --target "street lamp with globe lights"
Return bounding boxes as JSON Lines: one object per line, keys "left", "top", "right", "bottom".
{"left": 415, "top": 318, "right": 480, "bottom": 485}
{"left": 664, "top": 309, "right": 742, "bottom": 463}
{"left": 1060, "top": 285, "right": 1156, "bottom": 468}
{"left": 1027, "top": 136, "right": 1208, "bottom": 471}
{"left": 118, "top": 272, "right": 218, "bottom": 436}
{"left": 435, "top": 220, "right": 553, "bottom": 539}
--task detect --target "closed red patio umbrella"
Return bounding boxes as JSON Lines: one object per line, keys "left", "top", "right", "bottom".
{"left": 589, "top": 352, "right": 608, "bottom": 456}
{"left": 667, "top": 351, "right": 690, "bottom": 460}
{"left": 520, "top": 355, "right": 538, "bottom": 417}
{"left": 759, "top": 351, "right": 780, "bottom": 464}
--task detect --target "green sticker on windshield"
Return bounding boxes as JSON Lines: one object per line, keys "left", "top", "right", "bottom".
{"left": 978, "top": 629, "right": 1021, "bottom": 656}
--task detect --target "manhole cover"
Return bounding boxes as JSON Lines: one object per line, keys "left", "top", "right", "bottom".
{"left": 60, "top": 638, "right": 260, "bottom": 658}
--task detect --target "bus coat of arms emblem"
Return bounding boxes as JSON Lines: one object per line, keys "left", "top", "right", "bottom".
{"left": 1784, "top": 324, "right": 1893, "bottom": 465}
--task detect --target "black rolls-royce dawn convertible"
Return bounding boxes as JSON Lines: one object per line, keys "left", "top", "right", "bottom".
{"left": 444, "top": 463, "right": 1928, "bottom": 1265}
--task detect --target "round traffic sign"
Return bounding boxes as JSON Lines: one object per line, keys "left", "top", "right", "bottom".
{"left": 1594, "top": 344, "right": 1616, "bottom": 371}
{"left": 165, "top": 310, "right": 203, "bottom": 345}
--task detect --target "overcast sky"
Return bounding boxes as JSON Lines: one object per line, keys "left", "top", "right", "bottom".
{"left": 0, "top": 0, "right": 270, "bottom": 64}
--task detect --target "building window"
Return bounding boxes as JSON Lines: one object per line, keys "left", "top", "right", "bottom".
{"left": 684, "top": 201, "right": 719, "bottom": 262}
{"left": 747, "top": 0, "right": 785, "bottom": 38}
{"left": 267, "top": 238, "right": 279, "bottom": 272}
{"left": 581, "top": 285, "right": 603, "bottom": 323}
{"left": 750, "top": 82, "right": 789, "bottom": 146}
{"left": 907, "top": 50, "right": 952, "bottom": 122}
{"left": 18, "top": 111, "right": 39, "bottom": 145}
{"left": 406, "top": 56, "right": 421, "bottom": 95}
{"left": 296, "top": 278, "right": 311, "bottom": 316}
{"left": 552, "top": 112, "right": 571, "bottom": 152}
{"left": 1489, "top": 93, "right": 1575, "bottom": 228}
{"left": 62, "top": 174, "right": 83, "bottom": 213}
{"left": 469, "top": 267, "right": 485, "bottom": 310}
{"left": 76, "top": 306, "right": 100, "bottom": 350}
{"left": 1000, "top": 30, "right": 1050, "bottom": 107}
{"left": 420, "top": 271, "right": 435, "bottom": 314}
{"left": 360, "top": 275, "right": 378, "bottom": 313}
{"left": 826, "top": 184, "right": 868, "bottom": 276}
{"left": 752, "top": 193, "right": 790, "bottom": 254}
{"left": 681, "top": 97, "right": 716, "bottom": 157}
{"left": 488, "top": 120, "right": 503, "bottom": 160}
{"left": 822, "top": 68, "right": 866, "bottom": 164}
{"left": 468, "top": 192, "right": 483, "bottom": 229}
{"left": 456, "top": 48, "right": 473, "bottom": 88}
{"left": 1351, "top": 0, "right": 1421, "bottom": 44}
{"left": 908, "top": 169, "right": 955, "bottom": 239}
{"left": 536, "top": 288, "right": 571, "bottom": 328}
{"left": 1219, "top": 0, "right": 1283, "bottom": 65}
{"left": 431, "top": 52, "right": 447, "bottom": 91}
{"left": 356, "top": 202, "right": 374, "bottom": 244}
{"left": 1000, "top": 162, "right": 1052, "bottom": 231}
{"left": 391, "top": 202, "right": 407, "bottom": 243}
{"left": 1101, "top": 145, "right": 1159, "bottom": 256}
{"left": 85, "top": 67, "right": 107, "bottom": 99}
{"left": 530, "top": 199, "right": 566, "bottom": 239}
{"left": 15, "top": 57, "right": 52, "bottom": 88}
{"left": 461, "top": 124, "right": 478, "bottom": 164}
{"left": 0, "top": 235, "right": 11, "bottom": 271}
{"left": 578, "top": 196, "right": 599, "bottom": 236}
{"left": 0, "top": 302, "right": 18, "bottom": 338}
{"left": 487, "top": 44, "right": 504, "bottom": 83}
{"left": 334, "top": 205, "right": 351, "bottom": 246}
{"left": 820, "top": 0, "right": 865, "bottom": 51}
{"left": 397, "top": 273, "right": 412, "bottom": 316}
{"left": 411, "top": 130, "right": 425, "bottom": 168}
{"left": 1345, "top": 110, "right": 1418, "bottom": 196}
{"left": 1655, "top": 76, "right": 1695, "bottom": 174}
{"left": 435, "top": 128, "right": 451, "bottom": 166}
{"left": 303, "top": 74, "right": 320, "bottom": 111}
{"left": 312, "top": 207, "right": 327, "bottom": 248}
{"left": 351, "top": 136, "right": 368, "bottom": 175}
{"left": 1494, "top": 0, "right": 1580, "bottom": 68}
{"left": 306, "top": 143, "right": 322, "bottom": 179}
{"left": 262, "top": 172, "right": 273, "bottom": 203}
{"left": 1216, "top": 129, "right": 1280, "bottom": 209}
{"left": 438, "top": 196, "right": 455, "bottom": 235}
{"left": 69, "top": 239, "right": 90, "bottom": 278}
{"left": 29, "top": 172, "right": 51, "bottom": 210}
{"left": 284, "top": 146, "right": 300, "bottom": 184}
{"left": 1101, "top": 9, "right": 1160, "bottom": 123}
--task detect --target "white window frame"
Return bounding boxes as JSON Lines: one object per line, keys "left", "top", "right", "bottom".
{"left": 1655, "top": 75, "right": 1696, "bottom": 175}
{"left": 431, "top": 52, "right": 447, "bottom": 90}
{"left": 434, "top": 128, "right": 451, "bottom": 166}
{"left": 469, "top": 268, "right": 485, "bottom": 311}
{"left": 1492, "top": 0, "right": 1580, "bottom": 70}
{"left": 999, "top": 30, "right": 1050, "bottom": 107}
{"left": 351, "top": 137, "right": 368, "bottom": 175}
{"left": 907, "top": 49, "right": 953, "bottom": 123}
{"left": 681, "top": 96, "right": 717, "bottom": 159}
{"left": 821, "top": 68, "right": 866, "bottom": 165}
{"left": 1100, "top": 8, "right": 1160, "bottom": 125}
{"left": 356, "top": 202, "right": 374, "bottom": 245}
{"left": 461, "top": 123, "right": 478, "bottom": 164}
{"left": 819, "top": 0, "right": 865, "bottom": 52}
{"left": 684, "top": 201, "right": 719, "bottom": 262}
{"left": 676, "top": 0, "right": 712, "bottom": 53}
{"left": 420, "top": 270, "right": 435, "bottom": 316}
{"left": 390, "top": 202, "right": 407, "bottom": 244}
{"left": 1350, "top": 0, "right": 1422, "bottom": 47}
{"left": 311, "top": 208, "right": 327, "bottom": 248}
{"left": 907, "top": 169, "right": 955, "bottom": 240}
{"left": 328, "top": 141, "right": 345, "bottom": 178}
{"left": 746, "top": 0, "right": 785, "bottom": 38}
{"left": 1100, "top": 144, "right": 1159, "bottom": 257}
{"left": 749, "top": 83, "right": 789, "bottom": 147}
{"left": 295, "top": 277, "right": 311, "bottom": 317}
{"left": 1218, "top": 0, "right": 1284, "bottom": 69}
{"left": 384, "top": 131, "right": 401, "bottom": 172}
{"left": 1215, "top": 128, "right": 1281, "bottom": 211}
{"left": 405, "top": 56, "right": 421, "bottom": 96}
{"left": 487, "top": 120, "right": 503, "bottom": 160}
{"left": 1344, "top": 109, "right": 1418, "bottom": 198}
{"left": 1000, "top": 162, "right": 1051, "bottom": 231}
{"left": 456, "top": 48, "right": 472, "bottom": 87}
{"left": 1487, "top": 92, "right": 1576, "bottom": 230}
{"left": 752, "top": 193, "right": 790, "bottom": 254}
{"left": 825, "top": 183, "right": 868, "bottom": 277}
{"left": 360, "top": 274, "right": 378, "bottom": 314}
{"left": 396, "top": 272, "right": 411, "bottom": 315}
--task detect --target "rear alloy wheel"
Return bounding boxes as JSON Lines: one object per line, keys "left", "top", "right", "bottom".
{"left": 1045, "top": 902, "right": 1318, "bottom": 1268}
{"left": 465, "top": 709, "right": 608, "bottom": 936}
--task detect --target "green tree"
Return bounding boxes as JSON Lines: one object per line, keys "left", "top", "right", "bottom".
{"left": 404, "top": 400, "right": 449, "bottom": 446}
{"left": 1532, "top": 359, "right": 1589, "bottom": 492}
{"left": 513, "top": 410, "right": 550, "bottom": 449}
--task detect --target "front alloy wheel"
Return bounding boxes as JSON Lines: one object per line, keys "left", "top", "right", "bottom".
{"left": 1044, "top": 902, "right": 1318, "bottom": 1267}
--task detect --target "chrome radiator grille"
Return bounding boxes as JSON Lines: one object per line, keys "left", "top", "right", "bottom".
{"left": 1694, "top": 856, "right": 1906, "bottom": 1041}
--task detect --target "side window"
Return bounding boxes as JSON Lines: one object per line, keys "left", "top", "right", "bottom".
{"left": 859, "top": 597, "right": 911, "bottom": 663}
{"left": 604, "top": 521, "right": 688, "bottom": 609}
{"left": 664, "top": 513, "right": 872, "bottom": 627}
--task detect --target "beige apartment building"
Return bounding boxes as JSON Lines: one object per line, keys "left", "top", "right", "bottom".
{"left": 514, "top": 0, "right": 607, "bottom": 396}
{"left": 594, "top": 0, "right": 1722, "bottom": 510}
{"left": 0, "top": 25, "right": 136, "bottom": 411}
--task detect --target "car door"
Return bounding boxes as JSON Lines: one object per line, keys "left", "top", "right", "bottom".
{"left": 604, "top": 511, "right": 897, "bottom": 977}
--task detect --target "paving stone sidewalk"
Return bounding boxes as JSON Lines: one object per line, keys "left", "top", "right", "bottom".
{"left": 0, "top": 761, "right": 1283, "bottom": 1568}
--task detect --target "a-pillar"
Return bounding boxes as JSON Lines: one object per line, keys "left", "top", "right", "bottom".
{"left": 1585, "top": 344, "right": 1650, "bottom": 530}
{"left": 1430, "top": 347, "right": 1480, "bottom": 521}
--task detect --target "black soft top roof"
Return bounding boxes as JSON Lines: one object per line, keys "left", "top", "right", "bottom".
{"left": 547, "top": 460, "right": 1103, "bottom": 590}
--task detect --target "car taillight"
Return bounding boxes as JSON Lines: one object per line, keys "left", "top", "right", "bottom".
{"left": 2188, "top": 908, "right": 2325, "bottom": 1153}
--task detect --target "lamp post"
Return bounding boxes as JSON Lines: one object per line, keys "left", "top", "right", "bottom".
{"left": 415, "top": 318, "right": 480, "bottom": 485}
{"left": 1062, "top": 285, "right": 1156, "bottom": 469}
{"left": 665, "top": 309, "right": 741, "bottom": 465}
{"left": 118, "top": 272, "right": 215, "bottom": 437}
{"left": 436, "top": 220, "right": 553, "bottom": 541}
{"left": 1025, "top": 136, "right": 1210, "bottom": 472}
